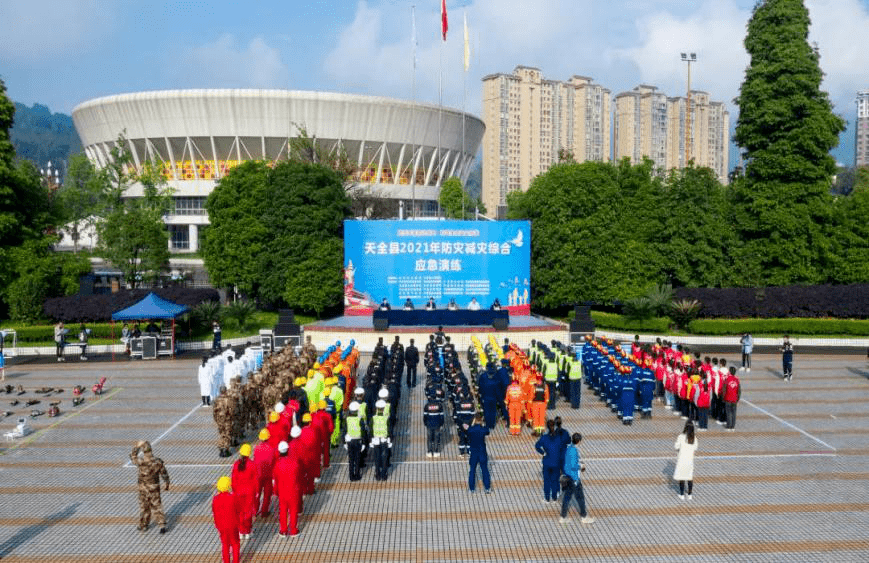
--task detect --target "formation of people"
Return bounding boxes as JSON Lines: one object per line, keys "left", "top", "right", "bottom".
{"left": 581, "top": 335, "right": 742, "bottom": 431}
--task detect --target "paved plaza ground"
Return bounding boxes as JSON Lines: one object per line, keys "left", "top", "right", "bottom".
{"left": 0, "top": 348, "right": 868, "bottom": 562}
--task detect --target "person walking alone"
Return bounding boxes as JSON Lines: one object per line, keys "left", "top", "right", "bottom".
{"left": 467, "top": 415, "right": 492, "bottom": 494}
{"left": 560, "top": 433, "right": 595, "bottom": 525}
{"left": 739, "top": 333, "right": 753, "bottom": 373}
{"left": 781, "top": 334, "right": 794, "bottom": 381}
{"left": 535, "top": 419, "right": 562, "bottom": 503}
{"left": 673, "top": 421, "right": 698, "bottom": 500}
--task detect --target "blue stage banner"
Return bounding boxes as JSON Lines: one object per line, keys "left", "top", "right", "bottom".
{"left": 344, "top": 220, "right": 531, "bottom": 316}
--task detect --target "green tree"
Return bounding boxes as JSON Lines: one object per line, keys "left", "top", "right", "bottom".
{"left": 732, "top": 0, "right": 845, "bottom": 285}
{"left": 439, "top": 176, "right": 486, "bottom": 219}
{"left": 55, "top": 154, "right": 106, "bottom": 252}
{"left": 97, "top": 143, "right": 172, "bottom": 287}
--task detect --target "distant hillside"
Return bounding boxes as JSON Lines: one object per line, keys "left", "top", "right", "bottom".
{"left": 10, "top": 102, "right": 82, "bottom": 177}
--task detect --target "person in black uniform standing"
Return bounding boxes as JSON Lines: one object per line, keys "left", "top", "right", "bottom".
{"left": 405, "top": 338, "right": 419, "bottom": 387}
{"left": 424, "top": 391, "right": 445, "bottom": 457}
{"left": 781, "top": 335, "right": 794, "bottom": 381}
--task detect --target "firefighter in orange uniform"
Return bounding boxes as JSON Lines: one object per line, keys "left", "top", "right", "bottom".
{"left": 529, "top": 374, "right": 549, "bottom": 436}
{"left": 505, "top": 377, "right": 525, "bottom": 435}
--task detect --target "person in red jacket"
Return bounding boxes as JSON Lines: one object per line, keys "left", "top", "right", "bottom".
{"left": 212, "top": 476, "right": 240, "bottom": 562}
{"left": 252, "top": 429, "right": 277, "bottom": 517}
{"left": 266, "top": 411, "right": 287, "bottom": 448}
{"left": 296, "top": 414, "right": 319, "bottom": 494}
{"left": 696, "top": 379, "right": 711, "bottom": 430}
{"left": 312, "top": 400, "right": 334, "bottom": 471}
{"left": 231, "top": 444, "right": 258, "bottom": 539}
{"left": 273, "top": 440, "right": 303, "bottom": 537}
{"left": 723, "top": 367, "right": 741, "bottom": 431}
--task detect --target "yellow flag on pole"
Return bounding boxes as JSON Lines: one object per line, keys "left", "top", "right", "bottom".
{"left": 463, "top": 11, "right": 470, "bottom": 72}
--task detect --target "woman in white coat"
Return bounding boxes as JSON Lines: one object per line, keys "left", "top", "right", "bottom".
{"left": 198, "top": 356, "right": 213, "bottom": 406}
{"left": 673, "top": 420, "right": 697, "bottom": 500}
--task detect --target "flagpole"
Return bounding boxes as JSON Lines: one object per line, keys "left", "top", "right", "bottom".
{"left": 410, "top": 5, "right": 417, "bottom": 219}
{"left": 462, "top": 10, "right": 467, "bottom": 219}
{"left": 437, "top": 36, "right": 443, "bottom": 218}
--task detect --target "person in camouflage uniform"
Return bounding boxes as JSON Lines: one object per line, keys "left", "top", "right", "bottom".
{"left": 213, "top": 385, "right": 233, "bottom": 457}
{"left": 130, "top": 440, "right": 170, "bottom": 533}
{"left": 228, "top": 377, "right": 244, "bottom": 446}
{"left": 246, "top": 373, "right": 263, "bottom": 433}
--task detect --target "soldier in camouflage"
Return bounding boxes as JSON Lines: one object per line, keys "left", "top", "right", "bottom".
{"left": 212, "top": 385, "right": 233, "bottom": 457}
{"left": 228, "top": 377, "right": 244, "bottom": 446}
{"left": 130, "top": 440, "right": 170, "bottom": 533}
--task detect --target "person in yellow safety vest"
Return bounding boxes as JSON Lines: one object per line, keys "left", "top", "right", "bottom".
{"left": 328, "top": 377, "right": 344, "bottom": 447}
{"left": 543, "top": 354, "right": 559, "bottom": 410}
{"left": 371, "top": 400, "right": 391, "bottom": 481}
{"left": 304, "top": 373, "right": 319, "bottom": 413}
{"left": 568, "top": 357, "right": 583, "bottom": 409}
{"left": 344, "top": 401, "right": 366, "bottom": 481}
{"left": 353, "top": 387, "right": 368, "bottom": 467}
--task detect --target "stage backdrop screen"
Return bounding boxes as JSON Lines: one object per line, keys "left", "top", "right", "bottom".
{"left": 344, "top": 220, "right": 531, "bottom": 316}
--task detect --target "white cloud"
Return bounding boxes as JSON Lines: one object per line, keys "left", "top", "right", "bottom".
{"left": 176, "top": 34, "right": 289, "bottom": 89}
{"left": 0, "top": 0, "right": 117, "bottom": 61}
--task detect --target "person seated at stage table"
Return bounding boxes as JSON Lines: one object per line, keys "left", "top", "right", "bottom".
{"left": 380, "top": 298, "right": 391, "bottom": 311}
{"left": 426, "top": 297, "right": 437, "bottom": 311}
{"left": 447, "top": 298, "right": 459, "bottom": 311}
{"left": 145, "top": 320, "right": 160, "bottom": 335}
{"left": 491, "top": 298, "right": 502, "bottom": 311}
{"left": 403, "top": 298, "right": 414, "bottom": 311}
{"left": 467, "top": 298, "right": 481, "bottom": 311}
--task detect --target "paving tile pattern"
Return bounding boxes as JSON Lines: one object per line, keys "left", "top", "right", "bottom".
{"left": 0, "top": 350, "right": 868, "bottom": 561}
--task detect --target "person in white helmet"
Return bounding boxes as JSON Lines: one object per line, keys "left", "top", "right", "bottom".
{"left": 371, "top": 400, "right": 391, "bottom": 481}
{"left": 345, "top": 401, "right": 367, "bottom": 480}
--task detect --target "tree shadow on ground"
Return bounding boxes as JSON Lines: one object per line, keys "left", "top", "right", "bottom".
{"left": 0, "top": 502, "right": 81, "bottom": 558}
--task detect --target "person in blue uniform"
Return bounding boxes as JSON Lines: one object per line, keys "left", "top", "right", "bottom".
{"left": 619, "top": 365, "right": 636, "bottom": 425}
{"left": 477, "top": 362, "right": 501, "bottom": 428}
{"left": 535, "top": 419, "right": 562, "bottom": 503}
{"left": 423, "top": 393, "right": 445, "bottom": 458}
{"left": 638, "top": 358, "right": 655, "bottom": 418}
{"left": 467, "top": 415, "right": 491, "bottom": 493}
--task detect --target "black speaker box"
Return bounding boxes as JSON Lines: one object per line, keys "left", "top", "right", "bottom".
{"left": 373, "top": 318, "right": 389, "bottom": 331}
{"left": 492, "top": 318, "right": 509, "bottom": 331}
{"left": 274, "top": 323, "right": 300, "bottom": 336}
{"left": 570, "top": 319, "right": 595, "bottom": 333}
{"left": 574, "top": 305, "right": 591, "bottom": 320}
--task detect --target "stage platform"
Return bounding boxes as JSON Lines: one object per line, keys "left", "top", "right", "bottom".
{"left": 303, "top": 314, "right": 567, "bottom": 352}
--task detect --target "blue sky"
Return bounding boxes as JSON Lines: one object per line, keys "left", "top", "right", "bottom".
{"left": 2, "top": 0, "right": 868, "bottom": 167}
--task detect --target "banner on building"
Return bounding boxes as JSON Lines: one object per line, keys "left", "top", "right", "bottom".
{"left": 343, "top": 219, "right": 531, "bottom": 316}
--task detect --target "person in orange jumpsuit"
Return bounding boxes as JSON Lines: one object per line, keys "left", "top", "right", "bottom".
{"left": 212, "top": 476, "right": 240, "bottom": 562}
{"left": 230, "top": 444, "right": 258, "bottom": 539}
{"left": 272, "top": 440, "right": 303, "bottom": 537}
{"left": 505, "top": 377, "right": 525, "bottom": 435}
{"left": 520, "top": 365, "right": 537, "bottom": 428}
{"left": 311, "top": 400, "right": 334, "bottom": 470}
{"left": 529, "top": 375, "right": 549, "bottom": 436}
{"left": 252, "top": 429, "right": 277, "bottom": 517}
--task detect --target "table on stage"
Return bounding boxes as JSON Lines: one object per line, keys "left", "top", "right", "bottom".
{"left": 373, "top": 309, "right": 509, "bottom": 328}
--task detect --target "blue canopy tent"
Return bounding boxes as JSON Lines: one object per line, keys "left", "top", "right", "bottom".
{"left": 111, "top": 293, "right": 190, "bottom": 359}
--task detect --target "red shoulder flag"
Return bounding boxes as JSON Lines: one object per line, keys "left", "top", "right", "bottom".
{"left": 441, "top": 0, "right": 448, "bottom": 41}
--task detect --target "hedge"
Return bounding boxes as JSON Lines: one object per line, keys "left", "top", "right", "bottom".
{"left": 43, "top": 288, "right": 219, "bottom": 323}
{"left": 4, "top": 323, "right": 120, "bottom": 343}
{"left": 687, "top": 318, "right": 869, "bottom": 336}
{"left": 590, "top": 311, "right": 671, "bottom": 333}
{"left": 675, "top": 284, "right": 869, "bottom": 319}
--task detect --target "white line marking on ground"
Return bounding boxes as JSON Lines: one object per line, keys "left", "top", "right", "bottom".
{"left": 743, "top": 398, "right": 837, "bottom": 451}
{"left": 123, "top": 402, "right": 203, "bottom": 467}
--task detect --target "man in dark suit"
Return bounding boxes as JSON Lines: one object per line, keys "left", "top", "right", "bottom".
{"left": 405, "top": 339, "right": 419, "bottom": 387}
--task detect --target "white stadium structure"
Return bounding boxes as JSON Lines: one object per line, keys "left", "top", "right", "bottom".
{"left": 71, "top": 89, "right": 485, "bottom": 252}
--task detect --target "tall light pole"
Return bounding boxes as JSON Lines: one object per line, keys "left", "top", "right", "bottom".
{"left": 681, "top": 52, "right": 697, "bottom": 167}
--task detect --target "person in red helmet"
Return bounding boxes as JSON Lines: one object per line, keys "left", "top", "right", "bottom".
{"left": 211, "top": 476, "right": 240, "bottom": 562}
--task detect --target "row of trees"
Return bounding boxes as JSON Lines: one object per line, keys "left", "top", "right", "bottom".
{"left": 506, "top": 0, "right": 865, "bottom": 310}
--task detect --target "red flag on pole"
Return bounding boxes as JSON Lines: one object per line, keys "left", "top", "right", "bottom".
{"left": 441, "top": 0, "right": 448, "bottom": 41}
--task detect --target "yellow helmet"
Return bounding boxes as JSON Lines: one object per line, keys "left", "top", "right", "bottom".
{"left": 333, "top": 364, "right": 343, "bottom": 375}
{"left": 217, "top": 476, "right": 231, "bottom": 493}
{"left": 302, "top": 413, "right": 312, "bottom": 423}
{"left": 313, "top": 362, "right": 320, "bottom": 369}
{"left": 269, "top": 411, "right": 280, "bottom": 423}
{"left": 239, "top": 443, "right": 252, "bottom": 457}
{"left": 259, "top": 428, "right": 270, "bottom": 441}
{"left": 318, "top": 400, "right": 327, "bottom": 410}
{"left": 299, "top": 377, "right": 307, "bottom": 385}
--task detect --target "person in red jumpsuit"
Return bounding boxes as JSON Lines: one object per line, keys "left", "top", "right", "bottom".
{"left": 273, "top": 440, "right": 303, "bottom": 537}
{"left": 252, "top": 429, "right": 277, "bottom": 517}
{"left": 296, "top": 414, "right": 319, "bottom": 494}
{"left": 312, "top": 400, "right": 335, "bottom": 471}
{"left": 211, "top": 476, "right": 240, "bottom": 562}
{"left": 230, "top": 443, "right": 258, "bottom": 539}
{"left": 266, "top": 411, "right": 287, "bottom": 448}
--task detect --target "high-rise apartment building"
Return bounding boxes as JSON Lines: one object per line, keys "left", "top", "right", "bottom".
{"left": 857, "top": 90, "right": 869, "bottom": 167}
{"left": 614, "top": 86, "right": 730, "bottom": 183}
{"left": 481, "top": 66, "right": 611, "bottom": 215}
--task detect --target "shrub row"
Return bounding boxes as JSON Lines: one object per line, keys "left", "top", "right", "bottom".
{"left": 688, "top": 318, "right": 869, "bottom": 336}
{"left": 43, "top": 288, "right": 219, "bottom": 323}
{"left": 590, "top": 311, "right": 671, "bottom": 333}
{"left": 675, "top": 284, "right": 869, "bottom": 319}
{"left": 6, "top": 323, "right": 119, "bottom": 343}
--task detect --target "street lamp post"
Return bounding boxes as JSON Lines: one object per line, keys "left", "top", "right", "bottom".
{"left": 680, "top": 53, "right": 697, "bottom": 167}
